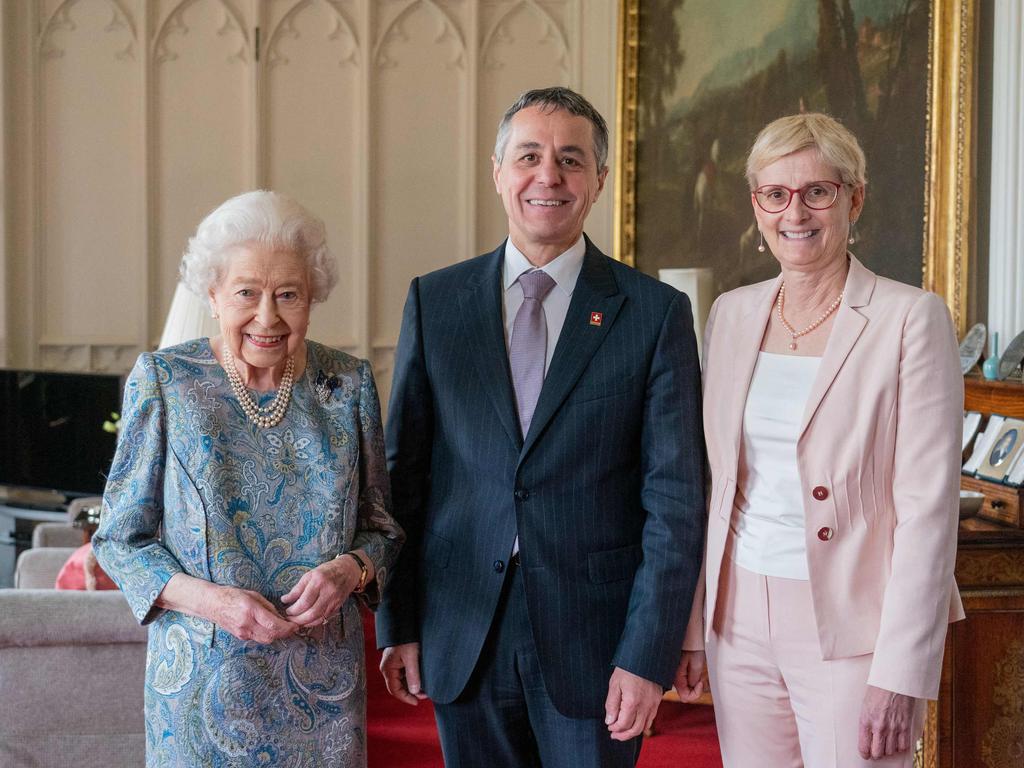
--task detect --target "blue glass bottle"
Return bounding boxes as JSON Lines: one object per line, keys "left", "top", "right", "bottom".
{"left": 983, "top": 331, "right": 1001, "bottom": 380}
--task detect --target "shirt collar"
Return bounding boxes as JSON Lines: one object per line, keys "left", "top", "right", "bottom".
{"left": 502, "top": 236, "right": 586, "bottom": 296}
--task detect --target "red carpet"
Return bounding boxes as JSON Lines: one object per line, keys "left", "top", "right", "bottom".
{"left": 363, "top": 610, "right": 723, "bottom": 767}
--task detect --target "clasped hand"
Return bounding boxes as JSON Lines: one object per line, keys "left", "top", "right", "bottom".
{"left": 281, "top": 555, "right": 363, "bottom": 626}
{"left": 203, "top": 556, "right": 363, "bottom": 644}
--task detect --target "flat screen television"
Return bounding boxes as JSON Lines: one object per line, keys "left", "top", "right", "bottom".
{"left": 0, "top": 368, "right": 123, "bottom": 498}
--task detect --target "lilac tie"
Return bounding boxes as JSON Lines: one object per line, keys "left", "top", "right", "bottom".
{"left": 509, "top": 269, "right": 556, "bottom": 435}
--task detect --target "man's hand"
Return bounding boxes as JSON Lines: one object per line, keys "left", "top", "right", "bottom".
{"left": 672, "top": 650, "right": 707, "bottom": 702}
{"left": 380, "top": 642, "right": 429, "bottom": 706}
{"left": 604, "top": 667, "right": 663, "bottom": 741}
{"left": 858, "top": 685, "right": 916, "bottom": 760}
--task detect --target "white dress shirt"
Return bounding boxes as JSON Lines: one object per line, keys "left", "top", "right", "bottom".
{"left": 731, "top": 352, "right": 821, "bottom": 580}
{"left": 501, "top": 236, "right": 586, "bottom": 374}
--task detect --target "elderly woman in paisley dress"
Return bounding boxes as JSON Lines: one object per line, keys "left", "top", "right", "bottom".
{"left": 93, "top": 190, "right": 404, "bottom": 767}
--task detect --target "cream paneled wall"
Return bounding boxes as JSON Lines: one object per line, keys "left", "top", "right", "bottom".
{"left": 1, "top": 0, "right": 617, "bottom": 405}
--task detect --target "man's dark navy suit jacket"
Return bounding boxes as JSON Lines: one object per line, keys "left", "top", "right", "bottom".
{"left": 376, "top": 236, "right": 705, "bottom": 719}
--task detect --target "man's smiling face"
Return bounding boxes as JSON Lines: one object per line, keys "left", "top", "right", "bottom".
{"left": 492, "top": 105, "right": 607, "bottom": 264}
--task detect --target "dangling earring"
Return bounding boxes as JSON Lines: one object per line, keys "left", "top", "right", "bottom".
{"left": 757, "top": 230, "right": 766, "bottom": 253}
{"left": 847, "top": 220, "right": 858, "bottom": 245}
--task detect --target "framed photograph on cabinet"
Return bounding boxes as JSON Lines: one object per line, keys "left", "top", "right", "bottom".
{"left": 976, "top": 418, "right": 1024, "bottom": 482}
{"left": 614, "top": 0, "right": 979, "bottom": 332}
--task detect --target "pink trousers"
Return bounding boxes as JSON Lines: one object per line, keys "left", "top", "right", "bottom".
{"left": 707, "top": 554, "right": 925, "bottom": 768}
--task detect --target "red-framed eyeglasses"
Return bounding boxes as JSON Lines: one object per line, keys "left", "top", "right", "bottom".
{"left": 752, "top": 180, "right": 846, "bottom": 213}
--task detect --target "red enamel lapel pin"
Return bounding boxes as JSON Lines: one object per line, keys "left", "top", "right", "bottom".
{"left": 590, "top": 312, "right": 603, "bottom": 326}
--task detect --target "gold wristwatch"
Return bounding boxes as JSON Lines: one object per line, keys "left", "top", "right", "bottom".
{"left": 341, "top": 551, "right": 369, "bottom": 593}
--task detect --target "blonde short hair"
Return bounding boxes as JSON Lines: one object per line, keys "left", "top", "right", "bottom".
{"left": 746, "top": 113, "right": 867, "bottom": 190}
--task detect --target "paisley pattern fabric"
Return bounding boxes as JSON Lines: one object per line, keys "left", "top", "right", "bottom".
{"left": 93, "top": 339, "right": 404, "bottom": 768}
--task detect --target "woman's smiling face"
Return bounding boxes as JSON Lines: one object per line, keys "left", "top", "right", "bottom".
{"left": 208, "top": 243, "right": 311, "bottom": 374}
{"left": 751, "top": 147, "right": 864, "bottom": 274}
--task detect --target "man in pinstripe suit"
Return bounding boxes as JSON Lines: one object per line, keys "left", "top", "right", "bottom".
{"left": 376, "top": 87, "right": 705, "bottom": 767}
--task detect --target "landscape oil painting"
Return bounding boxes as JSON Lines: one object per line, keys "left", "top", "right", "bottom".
{"left": 631, "top": 0, "right": 931, "bottom": 296}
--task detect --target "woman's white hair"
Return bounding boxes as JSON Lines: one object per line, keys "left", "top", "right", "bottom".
{"left": 180, "top": 190, "right": 338, "bottom": 304}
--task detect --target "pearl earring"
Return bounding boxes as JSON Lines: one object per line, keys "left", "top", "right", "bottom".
{"left": 848, "top": 220, "right": 858, "bottom": 246}
{"left": 757, "top": 230, "right": 766, "bottom": 253}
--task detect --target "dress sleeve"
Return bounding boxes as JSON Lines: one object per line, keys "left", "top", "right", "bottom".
{"left": 92, "top": 352, "right": 185, "bottom": 624}
{"left": 349, "top": 359, "right": 405, "bottom": 608}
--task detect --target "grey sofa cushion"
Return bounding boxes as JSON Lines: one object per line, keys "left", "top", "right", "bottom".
{"left": 13, "top": 548, "right": 78, "bottom": 589}
{"left": 0, "top": 589, "right": 147, "bottom": 767}
{"left": 0, "top": 590, "right": 146, "bottom": 647}
{"left": 31, "top": 522, "right": 83, "bottom": 549}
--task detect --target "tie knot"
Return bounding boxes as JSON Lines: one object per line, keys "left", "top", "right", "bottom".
{"left": 518, "top": 269, "right": 556, "bottom": 301}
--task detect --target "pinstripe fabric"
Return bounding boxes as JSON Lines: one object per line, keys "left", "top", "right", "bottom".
{"left": 376, "top": 237, "right": 706, "bottom": 719}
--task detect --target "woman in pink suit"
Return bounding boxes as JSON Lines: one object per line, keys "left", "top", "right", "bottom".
{"left": 673, "top": 113, "right": 964, "bottom": 767}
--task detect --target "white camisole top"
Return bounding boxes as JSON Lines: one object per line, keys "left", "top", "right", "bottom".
{"left": 730, "top": 352, "right": 822, "bottom": 580}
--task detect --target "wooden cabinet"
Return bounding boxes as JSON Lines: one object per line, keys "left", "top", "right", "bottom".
{"left": 923, "top": 376, "right": 1024, "bottom": 768}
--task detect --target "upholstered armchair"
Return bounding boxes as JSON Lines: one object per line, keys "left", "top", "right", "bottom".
{"left": 0, "top": 542, "right": 146, "bottom": 767}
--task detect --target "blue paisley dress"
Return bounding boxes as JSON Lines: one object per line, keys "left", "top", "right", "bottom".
{"left": 93, "top": 339, "right": 404, "bottom": 768}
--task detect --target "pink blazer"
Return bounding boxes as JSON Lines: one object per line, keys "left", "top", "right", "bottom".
{"left": 684, "top": 256, "right": 965, "bottom": 700}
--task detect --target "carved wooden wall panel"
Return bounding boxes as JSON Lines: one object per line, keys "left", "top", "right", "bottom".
{"left": 38, "top": 0, "right": 143, "bottom": 353}
{"left": 371, "top": 0, "right": 468, "bottom": 349}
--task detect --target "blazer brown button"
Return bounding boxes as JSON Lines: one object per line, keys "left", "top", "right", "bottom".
{"left": 812, "top": 486, "right": 829, "bottom": 501}
{"left": 817, "top": 526, "right": 834, "bottom": 541}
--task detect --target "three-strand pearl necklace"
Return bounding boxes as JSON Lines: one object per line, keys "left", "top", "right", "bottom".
{"left": 222, "top": 347, "right": 294, "bottom": 428}
{"left": 776, "top": 282, "right": 843, "bottom": 350}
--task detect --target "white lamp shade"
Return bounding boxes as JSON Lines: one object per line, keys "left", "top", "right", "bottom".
{"left": 159, "top": 282, "right": 221, "bottom": 349}
{"left": 658, "top": 267, "right": 714, "bottom": 361}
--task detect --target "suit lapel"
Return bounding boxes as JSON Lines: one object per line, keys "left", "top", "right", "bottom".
{"left": 458, "top": 243, "right": 521, "bottom": 449}
{"left": 520, "top": 242, "right": 624, "bottom": 461}
{"left": 799, "top": 255, "right": 875, "bottom": 437}
{"left": 727, "top": 276, "right": 780, "bottom": 461}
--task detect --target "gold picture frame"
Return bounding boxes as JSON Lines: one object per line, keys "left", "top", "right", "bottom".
{"left": 613, "top": 0, "right": 978, "bottom": 334}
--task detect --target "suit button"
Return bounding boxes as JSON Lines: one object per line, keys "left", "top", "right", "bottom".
{"left": 493, "top": 560, "right": 505, "bottom": 573}
{"left": 514, "top": 489, "right": 529, "bottom": 501}
{"left": 817, "top": 526, "right": 834, "bottom": 541}
{"left": 812, "top": 486, "right": 829, "bottom": 501}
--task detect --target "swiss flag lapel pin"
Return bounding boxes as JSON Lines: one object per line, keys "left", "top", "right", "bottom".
{"left": 590, "top": 311, "right": 603, "bottom": 326}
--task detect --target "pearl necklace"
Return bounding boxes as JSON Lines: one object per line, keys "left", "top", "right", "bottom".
{"left": 222, "top": 348, "right": 294, "bottom": 428}
{"left": 776, "top": 282, "right": 844, "bottom": 350}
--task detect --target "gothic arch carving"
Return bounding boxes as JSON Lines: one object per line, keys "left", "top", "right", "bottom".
{"left": 153, "top": 0, "right": 250, "bottom": 65}
{"left": 481, "top": 0, "right": 569, "bottom": 72}
{"left": 265, "top": 0, "right": 360, "bottom": 69}
{"left": 39, "top": 0, "right": 137, "bottom": 61}
{"left": 373, "top": 0, "right": 466, "bottom": 70}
